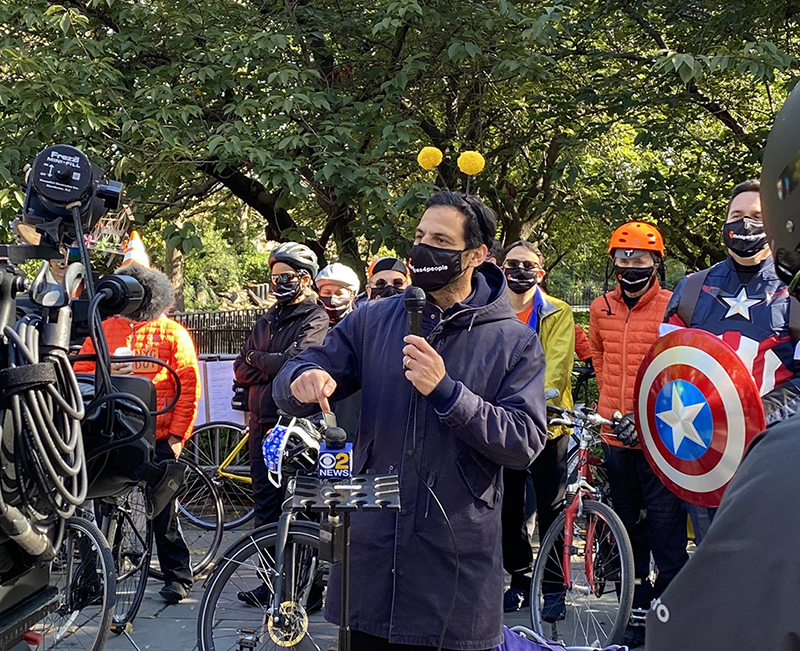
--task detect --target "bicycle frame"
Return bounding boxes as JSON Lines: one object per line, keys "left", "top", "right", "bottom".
{"left": 548, "top": 408, "right": 611, "bottom": 595}
{"left": 216, "top": 428, "right": 251, "bottom": 484}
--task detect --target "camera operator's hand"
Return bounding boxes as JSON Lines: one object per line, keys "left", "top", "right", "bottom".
{"left": 168, "top": 435, "right": 183, "bottom": 458}
{"left": 291, "top": 369, "right": 337, "bottom": 413}
{"left": 612, "top": 412, "right": 639, "bottom": 447}
{"left": 402, "top": 335, "right": 446, "bottom": 396}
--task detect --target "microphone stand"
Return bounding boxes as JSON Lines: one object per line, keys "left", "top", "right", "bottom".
{"left": 293, "top": 473, "right": 400, "bottom": 651}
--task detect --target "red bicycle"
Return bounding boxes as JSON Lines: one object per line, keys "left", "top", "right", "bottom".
{"left": 529, "top": 405, "right": 634, "bottom": 647}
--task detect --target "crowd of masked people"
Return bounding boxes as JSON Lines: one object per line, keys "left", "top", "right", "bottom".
{"left": 79, "top": 178, "right": 798, "bottom": 650}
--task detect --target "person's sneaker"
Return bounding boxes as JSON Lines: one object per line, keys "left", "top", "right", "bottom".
{"left": 621, "top": 608, "right": 647, "bottom": 648}
{"left": 503, "top": 588, "right": 528, "bottom": 612}
{"left": 159, "top": 582, "right": 190, "bottom": 605}
{"left": 541, "top": 592, "right": 566, "bottom": 623}
{"left": 237, "top": 584, "right": 273, "bottom": 607}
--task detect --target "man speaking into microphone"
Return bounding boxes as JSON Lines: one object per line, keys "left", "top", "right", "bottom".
{"left": 273, "top": 191, "right": 547, "bottom": 651}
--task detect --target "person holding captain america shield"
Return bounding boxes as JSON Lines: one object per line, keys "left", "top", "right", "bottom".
{"left": 645, "top": 81, "right": 800, "bottom": 650}
{"left": 661, "top": 178, "right": 800, "bottom": 542}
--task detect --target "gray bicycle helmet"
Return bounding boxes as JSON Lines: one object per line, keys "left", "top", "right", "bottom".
{"left": 269, "top": 242, "right": 319, "bottom": 277}
{"left": 762, "top": 83, "right": 800, "bottom": 291}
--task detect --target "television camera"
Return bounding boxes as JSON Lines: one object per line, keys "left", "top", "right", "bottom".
{"left": 0, "top": 145, "right": 183, "bottom": 649}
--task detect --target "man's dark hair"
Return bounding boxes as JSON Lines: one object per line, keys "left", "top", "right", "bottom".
{"left": 728, "top": 179, "right": 760, "bottom": 212}
{"left": 488, "top": 239, "right": 504, "bottom": 261}
{"left": 500, "top": 240, "right": 543, "bottom": 266}
{"left": 423, "top": 191, "right": 497, "bottom": 249}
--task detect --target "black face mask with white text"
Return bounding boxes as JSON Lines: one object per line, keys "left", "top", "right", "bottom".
{"left": 614, "top": 265, "right": 655, "bottom": 293}
{"left": 723, "top": 218, "right": 768, "bottom": 258}
{"left": 408, "top": 243, "right": 466, "bottom": 292}
{"left": 504, "top": 267, "right": 539, "bottom": 294}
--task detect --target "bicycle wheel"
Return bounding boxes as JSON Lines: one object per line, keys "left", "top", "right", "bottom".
{"left": 105, "top": 488, "right": 152, "bottom": 632}
{"left": 187, "top": 421, "right": 255, "bottom": 530}
{"left": 32, "top": 516, "right": 116, "bottom": 651}
{"left": 197, "top": 521, "right": 327, "bottom": 651}
{"left": 530, "top": 499, "right": 634, "bottom": 647}
{"left": 149, "top": 458, "right": 224, "bottom": 580}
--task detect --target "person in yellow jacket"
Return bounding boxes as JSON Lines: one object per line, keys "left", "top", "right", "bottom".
{"left": 498, "top": 240, "right": 575, "bottom": 613}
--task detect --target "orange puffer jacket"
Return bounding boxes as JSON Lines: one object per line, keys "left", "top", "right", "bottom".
{"left": 589, "top": 282, "right": 672, "bottom": 448}
{"left": 73, "top": 315, "right": 200, "bottom": 442}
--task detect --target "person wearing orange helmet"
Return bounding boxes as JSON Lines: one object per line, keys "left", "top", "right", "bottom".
{"left": 588, "top": 222, "right": 688, "bottom": 648}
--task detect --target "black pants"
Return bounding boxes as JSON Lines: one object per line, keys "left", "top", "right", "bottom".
{"left": 501, "top": 434, "right": 569, "bottom": 592}
{"left": 153, "top": 440, "right": 193, "bottom": 589}
{"left": 602, "top": 444, "right": 688, "bottom": 609}
{"left": 351, "top": 631, "right": 490, "bottom": 651}
{"left": 249, "top": 421, "right": 284, "bottom": 528}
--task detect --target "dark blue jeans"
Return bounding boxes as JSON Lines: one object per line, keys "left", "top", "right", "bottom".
{"left": 602, "top": 444, "right": 688, "bottom": 609}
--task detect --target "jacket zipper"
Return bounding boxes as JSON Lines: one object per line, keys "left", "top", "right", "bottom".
{"left": 620, "top": 307, "right": 633, "bottom": 413}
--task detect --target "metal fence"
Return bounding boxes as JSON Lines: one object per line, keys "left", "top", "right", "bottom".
{"left": 173, "top": 308, "right": 264, "bottom": 355}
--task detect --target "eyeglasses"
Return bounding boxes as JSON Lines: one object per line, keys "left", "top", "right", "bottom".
{"left": 371, "top": 278, "right": 406, "bottom": 290}
{"left": 271, "top": 272, "right": 300, "bottom": 284}
{"left": 503, "top": 259, "right": 542, "bottom": 272}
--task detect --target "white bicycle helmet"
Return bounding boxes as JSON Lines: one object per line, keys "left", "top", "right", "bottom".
{"left": 262, "top": 417, "right": 322, "bottom": 487}
{"left": 315, "top": 262, "right": 360, "bottom": 294}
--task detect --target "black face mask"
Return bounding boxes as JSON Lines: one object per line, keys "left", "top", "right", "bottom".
{"left": 370, "top": 285, "right": 402, "bottom": 300}
{"left": 614, "top": 265, "right": 655, "bottom": 293}
{"left": 320, "top": 295, "right": 353, "bottom": 323}
{"left": 504, "top": 267, "right": 539, "bottom": 294}
{"left": 272, "top": 279, "right": 302, "bottom": 304}
{"left": 723, "top": 218, "right": 768, "bottom": 258}
{"left": 408, "top": 243, "right": 466, "bottom": 292}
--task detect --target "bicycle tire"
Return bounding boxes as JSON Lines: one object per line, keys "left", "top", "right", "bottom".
{"left": 197, "top": 521, "right": 325, "bottom": 651}
{"left": 32, "top": 516, "right": 116, "bottom": 651}
{"left": 149, "top": 457, "right": 224, "bottom": 580}
{"left": 530, "top": 499, "right": 634, "bottom": 647}
{"left": 187, "top": 421, "right": 255, "bottom": 530}
{"left": 105, "top": 488, "right": 152, "bottom": 633}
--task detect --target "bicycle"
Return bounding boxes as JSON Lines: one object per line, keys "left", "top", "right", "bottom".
{"left": 530, "top": 405, "right": 634, "bottom": 647}
{"left": 186, "top": 420, "right": 255, "bottom": 530}
{"left": 31, "top": 515, "right": 117, "bottom": 651}
{"left": 197, "top": 415, "right": 330, "bottom": 651}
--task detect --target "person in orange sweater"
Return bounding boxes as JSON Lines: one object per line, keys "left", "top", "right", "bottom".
{"left": 588, "top": 222, "right": 687, "bottom": 648}
{"left": 74, "top": 259, "right": 200, "bottom": 605}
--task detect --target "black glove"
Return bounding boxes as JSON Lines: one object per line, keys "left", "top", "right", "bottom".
{"left": 612, "top": 412, "right": 638, "bottom": 447}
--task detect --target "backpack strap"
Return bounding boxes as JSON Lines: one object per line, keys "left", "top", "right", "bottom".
{"left": 676, "top": 268, "right": 711, "bottom": 327}
{"left": 789, "top": 295, "right": 800, "bottom": 345}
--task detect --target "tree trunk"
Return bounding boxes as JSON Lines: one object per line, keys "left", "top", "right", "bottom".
{"left": 165, "top": 245, "right": 185, "bottom": 312}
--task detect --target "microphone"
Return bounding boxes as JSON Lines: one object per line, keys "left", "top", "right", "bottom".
{"left": 404, "top": 285, "right": 426, "bottom": 337}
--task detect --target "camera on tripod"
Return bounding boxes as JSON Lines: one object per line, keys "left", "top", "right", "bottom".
{"left": 0, "top": 145, "right": 183, "bottom": 650}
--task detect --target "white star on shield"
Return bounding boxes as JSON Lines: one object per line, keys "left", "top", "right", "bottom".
{"left": 656, "top": 384, "right": 708, "bottom": 453}
{"left": 721, "top": 287, "right": 760, "bottom": 320}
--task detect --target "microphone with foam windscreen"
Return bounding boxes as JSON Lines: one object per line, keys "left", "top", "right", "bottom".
{"left": 403, "top": 285, "right": 426, "bottom": 336}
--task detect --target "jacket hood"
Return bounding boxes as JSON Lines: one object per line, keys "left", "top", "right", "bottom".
{"left": 114, "top": 263, "right": 175, "bottom": 322}
{"left": 440, "top": 262, "right": 516, "bottom": 329}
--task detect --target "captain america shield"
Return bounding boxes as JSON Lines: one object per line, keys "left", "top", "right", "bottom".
{"left": 634, "top": 328, "right": 765, "bottom": 507}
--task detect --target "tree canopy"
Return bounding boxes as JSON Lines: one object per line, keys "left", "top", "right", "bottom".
{"left": 1, "top": 0, "right": 797, "bottom": 307}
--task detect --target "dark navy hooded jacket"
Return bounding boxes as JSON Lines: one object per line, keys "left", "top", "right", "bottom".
{"left": 273, "top": 263, "right": 547, "bottom": 649}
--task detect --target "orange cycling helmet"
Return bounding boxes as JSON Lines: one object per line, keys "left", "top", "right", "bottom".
{"left": 608, "top": 221, "right": 665, "bottom": 256}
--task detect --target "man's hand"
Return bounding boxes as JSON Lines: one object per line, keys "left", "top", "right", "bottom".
{"left": 168, "top": 435, "right": 183, "bottom": 458}
{"left": 402, "top": 335, "right": 446, "bottom": 396}
{"left": 612, "top": 412, "right": 639, "bottom": 447}
{"left": 290, "top": 369, "right": 337, "bottom": 413}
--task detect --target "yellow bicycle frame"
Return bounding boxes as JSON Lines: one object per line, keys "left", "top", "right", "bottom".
{"left": 217, "top": 429, "right": 251, "bottom": 485}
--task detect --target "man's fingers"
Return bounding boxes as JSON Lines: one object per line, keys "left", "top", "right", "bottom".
{"left": 317, "top": 393, "right": 331, "bottom": 414}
